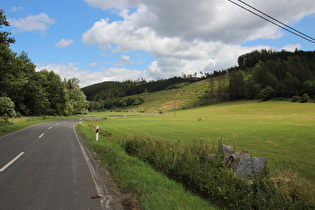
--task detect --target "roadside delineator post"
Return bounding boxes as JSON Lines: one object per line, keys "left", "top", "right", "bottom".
{"left": 96, "top": 126, "right": 99, "bottom": 141}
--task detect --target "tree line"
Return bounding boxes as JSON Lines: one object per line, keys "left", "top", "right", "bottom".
{"left": 82, "top": 77, "right": 200, "bottom": 101}
{"left": 89, "top": 97, "right": 144, "bottom": 112}
{"left": 229, "top": 49, "right": 315, "bottom": 101}
{"left": 0, "top": 10, "right": 87, "bottom": 117}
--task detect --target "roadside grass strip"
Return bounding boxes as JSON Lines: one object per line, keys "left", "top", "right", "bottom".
{"left": 77, "top": 122, "right": 216, "bottom": 210}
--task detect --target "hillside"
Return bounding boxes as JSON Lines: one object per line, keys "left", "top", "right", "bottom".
{"left": 82, "top": 77, "right": 203, "bottom": 101}
{"left": 84, "top": 74, "right": 229, "bottom": 113}
{"left": 83, "top": 50, "right": 315, "bottom": 113}
{"left": 127, "top": 75, "right": 229, "bottom": 113}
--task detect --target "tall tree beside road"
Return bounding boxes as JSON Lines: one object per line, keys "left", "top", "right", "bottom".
{"left": 65, "top": 78, "right": 89, "bottom": 115}
{"left": 0, "top": 9, "right": 15, "bottom": 45}
{"left": 0, "top": 9, "right": 87, "bottom": 117}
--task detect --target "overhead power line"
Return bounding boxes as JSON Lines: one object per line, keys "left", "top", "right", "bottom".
{"left": 228, "top": 0, "right": 315, "bottom": 44}
{"left": 237, "top": 0, "right": 315, "bottom": 42}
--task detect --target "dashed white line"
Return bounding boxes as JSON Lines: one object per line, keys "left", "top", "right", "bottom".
{"left": 48, "top": 126, "right": 52, "bottom": 130}
{"left": 39, "top": 133, "right": 44, "bottom": 138}
{"left": 0, "top": 152, "right": 25, "bottom": 172}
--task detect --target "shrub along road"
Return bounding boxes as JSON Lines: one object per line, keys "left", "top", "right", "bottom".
{"left": 0, "top": 119, "right": 123, "bottom": 209}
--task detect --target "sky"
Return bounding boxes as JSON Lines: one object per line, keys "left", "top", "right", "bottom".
{"left": 2, "top": 0, "right": 315, "bottom": 88}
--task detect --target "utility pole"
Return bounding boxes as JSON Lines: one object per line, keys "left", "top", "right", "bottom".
{"left": 174, "top": 90, "right": 176, "bottom": 117}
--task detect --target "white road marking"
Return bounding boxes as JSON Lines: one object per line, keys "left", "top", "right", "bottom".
{"left": 48, "top": 126, "right": 52, "bottom": 130}
{"left": 0, "top": 152, "right": 25, "bottom": 172}
{"left": 56, "top": 123, "right": 59, "bottom": 125}
{"left": 39, "top": 133, "right": 44, "bottom": 138}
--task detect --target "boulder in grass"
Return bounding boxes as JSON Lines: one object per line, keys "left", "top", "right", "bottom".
{"left": 222, "top": 144, "right": 234, "bottom": 159}
{"left": 234, "top": 157, "right": 268, "bottom": 179}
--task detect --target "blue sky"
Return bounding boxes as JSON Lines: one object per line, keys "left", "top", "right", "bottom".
{"left": 2, "top": 0, "right": 315, "bottom": 87}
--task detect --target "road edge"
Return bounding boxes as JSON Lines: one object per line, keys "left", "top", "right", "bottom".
{"left": 73, "top": 124, "right": 125, "bottom": 210}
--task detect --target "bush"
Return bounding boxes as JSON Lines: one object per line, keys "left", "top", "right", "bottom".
{"left": 260, "top": 86, "right": 275, "bottom": 101}
{"left": 300, "top": 93, "right": 310, "bottom": 103}
{"left": 292, "top": 94, "right": 311, "bottom": 103}
{"left": 291, "top": 95, "right": 300, "bottom": 102}
{"left": 0, "top": 97, "right": 16, "bottom": 117}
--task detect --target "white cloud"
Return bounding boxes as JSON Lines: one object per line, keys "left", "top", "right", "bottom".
{"left": 36, "top": 62, "right": 105, "bottom": 87}
{"left": 55, "top": 38, "right": 74, "bottom": 48}
{"left": 82, "top": 0, "right": 315, "bottom": 80}
{"left": 10, "top": 7, "right": 23, "bottom": 12}
{"left": 116, "top": 54, "right": 131, "bottom": 66}
{"left": 89, "top": 62, "right": 99, "bottom": 68}
{"left": 84, "top": 0, "right": 315, "bottom": 43}
{"left": 281, "top": 44, "right": 301, "bottom": 52}
{"left": 82, "top": 16, "right": 273, "bottom": 78}
{"left": 9, "top": 13, "right": 55, "bottom": 33}
{"left": 100, "top": 66, "right": 153, "bottom": 81}
{"left": 35, "top": 62, "right": 153, "bottom": 87}
{"left": 89, "top": 60, "right": 110, "bottom": 68}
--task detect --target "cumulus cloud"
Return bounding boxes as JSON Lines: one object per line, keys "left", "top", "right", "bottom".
{"left": 55, "top": 38, "right": 74, "bottom": 48}
{"left": 84, "top": 0, "right": 315, "bottom": 43}
{"left": 9, "top": 13, "right": 55, "bottom": 33}
{"left": 82, "top": 0, "right": 315, "bottom": 80}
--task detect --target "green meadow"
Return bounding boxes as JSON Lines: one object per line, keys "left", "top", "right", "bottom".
{"left": 91, "top": 100, "right": 315, "bottom": 183}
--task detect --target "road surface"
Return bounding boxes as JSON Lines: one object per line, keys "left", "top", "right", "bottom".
{"left": 0, "top": 119, "right": 123, "bottom": 209}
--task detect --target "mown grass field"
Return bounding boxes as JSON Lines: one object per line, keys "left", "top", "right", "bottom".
{"left": 91, "top": 100, "right": 315, "bottom": 183}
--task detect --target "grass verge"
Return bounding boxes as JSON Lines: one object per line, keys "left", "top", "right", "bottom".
{"left": 0, "top": 116, "right": 62, "bottom": 136}
{"left": 0, "top": 112, "right": 137, "bottom": 137}
{"left": 77, "top": 121, "right": 216, "bottom": 210}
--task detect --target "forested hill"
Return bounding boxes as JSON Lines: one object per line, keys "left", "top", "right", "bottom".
{"left": 82, "top": 77, "right": 201, "bottom": 101}
{"left": 83, "top": 49, "right": 315, "bottom": 112}
{"left": 83, "top": 49, "right": 315, "bottom": 103}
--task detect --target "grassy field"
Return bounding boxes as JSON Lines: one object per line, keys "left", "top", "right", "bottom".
{"left": 90, "top": 100, "right": 315, "bottom": 183}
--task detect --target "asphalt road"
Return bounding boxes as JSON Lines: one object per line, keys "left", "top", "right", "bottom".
{"left": 0, "top": 119, "right": 123, "bottom": 210}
